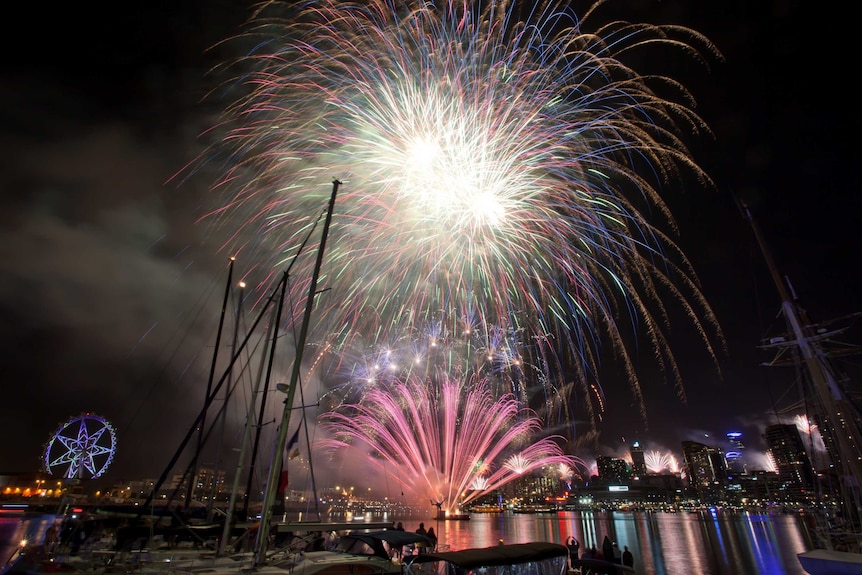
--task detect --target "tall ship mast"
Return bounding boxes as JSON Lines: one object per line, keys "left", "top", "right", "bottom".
{"left": 745, "top": 206, "right": 862, "bottom": 572}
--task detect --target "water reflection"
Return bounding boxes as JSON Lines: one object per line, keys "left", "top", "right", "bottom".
{"left": 1, "top": 513, "right": 54, "bottom": 567}
{"left": 425, "top": 510, "right": 809, "bottom": 575}
{"left": 1, "top": 510, "right": 810, "bottom": 575}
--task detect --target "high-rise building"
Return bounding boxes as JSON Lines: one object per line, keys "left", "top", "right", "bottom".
{"left": 630, "top": 441, "right": 647, "bottom": 478}
{"left": 682, "top": 440, "right": 727, "bottom": 502}
{"left": 763, "top": 424, "right": 815, "bottom": 499}
{"left": 725, "top": 431, "right": 747, "bottom": 475}
{"left": 726, "top": 432, "right": 745, "bottom": 450}
{"left": 596, "top": 455, "right": 629, "bottom": 484}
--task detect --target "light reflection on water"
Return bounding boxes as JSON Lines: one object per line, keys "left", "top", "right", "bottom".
{"left": 0, "top": 513, "right": 55, "bottom": 568}
{"left": 405, "top": 510, "right": 809, "bottom": 575}
{"left": 1, "top": 510, "right": 810, "bottom": 575}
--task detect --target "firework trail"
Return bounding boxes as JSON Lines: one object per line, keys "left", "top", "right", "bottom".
{"left": 319, "top": 371, "right": 582, "bottom": 512}
{"left": 205, "top": 0, "right": 723, "bottom": 428}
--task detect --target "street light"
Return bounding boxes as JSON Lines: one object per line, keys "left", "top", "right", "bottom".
{"left": 431, "top": 499, "right": 443, "bottom": 547}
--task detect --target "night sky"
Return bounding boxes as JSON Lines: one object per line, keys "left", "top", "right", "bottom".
{"left": 0, "top": 1, "right": 859, "bottom": 484}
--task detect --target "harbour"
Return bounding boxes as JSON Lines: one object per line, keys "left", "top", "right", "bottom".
{"left": 2, "top": 509, "right": 811, "bottom": 575}
{"left": 1, "top": 4, "right": 859, "bottom": 575}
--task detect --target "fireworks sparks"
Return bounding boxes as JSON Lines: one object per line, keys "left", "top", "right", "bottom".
{"left": 206, "top": 0, "right": 723, "bottom": 429}
{"left": 317, "top": 318, "right": 556, "bottom": 424}
{"left": 644, "top": 450, "right": 680, "bottom": 474}
{"left": 794, "top": 414, "right": 813, "bottom": 434}
{"left": 319, "top": 371, "right": 581, "bottom": 512}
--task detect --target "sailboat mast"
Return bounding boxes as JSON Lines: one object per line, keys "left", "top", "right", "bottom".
{"left": 187, "top": 258, "right": 234, "bottom": 508}
{"left": 745, "top": 206, "right": 862, "bottom": 528}
{"left": 253, "top": 179, "right": 340, "bottom": 568}
{"left": 207, "top": 279, "right": 244, "bottom": 523}
{"left": 218, "top": 285, "right": 270, "bottom": 555}
{"left": 241, "top": 271, "right": 289, "bottom": 523}
{"left": 137, "top": 273, "right": 287, "bottom": 516}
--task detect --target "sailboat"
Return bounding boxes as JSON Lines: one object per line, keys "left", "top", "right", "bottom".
{"left": 3, "top": 180, "right": 423, "bottom": 575}
{"left": 157, "top": 179, "right": 346, "bottom": 563}
{"left": 231, "top": 179, "right": 438, "bottom": 574}
{"left": 745, "top": 206, "right": 862, "bottom": 575}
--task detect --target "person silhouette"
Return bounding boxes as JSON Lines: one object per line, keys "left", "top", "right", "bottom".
{"left": 602, "top": 536, "right": 613, "bottom": 562}
{"left": 623, "top": 545, "right": 634, "bottom": 568}
{"left": 566, "top": 536, "right": 579, "bottom": 567}
{"left": 415, "top": 523, "right": 428, "bottom": 554}
{"left": 426, "top": 527, "right": 438, "bottom": 552}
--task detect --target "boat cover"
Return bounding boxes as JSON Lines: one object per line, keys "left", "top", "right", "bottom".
{"left": 347, "top": 530, "right": 432, "bottom": 548}
{"left": 410, "top": 542, "right": 567, "bottom": 568}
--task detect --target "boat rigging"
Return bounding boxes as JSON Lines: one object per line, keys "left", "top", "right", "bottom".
{"left": 253, "top": 179, "right": 340, "bottom": 568}
{"left": 744, "top": 205, "right": 862, "bottom": 573}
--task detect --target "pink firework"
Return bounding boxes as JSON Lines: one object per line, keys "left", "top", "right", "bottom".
{"left": 319, "top": 371, "right": 582, "bottom": 513}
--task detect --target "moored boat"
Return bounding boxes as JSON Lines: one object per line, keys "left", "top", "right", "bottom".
{"left": 797, "top": 549, "right": 862, "bottom": 575}
{"left": 746, "top": 207, "right": 862, "bottom": 574}
{"left": 274, "top": 530, "right": 431, "bottom": 575}
{"left": 2, "top": 527, "right": 429, "bottom": 575}
{"left": 410, "top": 541, "right": 568, "bottom": 574}
{"left": 436, "top": 511, "right": 470, "bottom": 521}
{"left": 467, "top": 505, "right": 503, "bottom": 514}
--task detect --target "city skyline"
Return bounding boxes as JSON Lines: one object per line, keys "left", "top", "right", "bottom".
{"left": 14, "top": 408, "right": 793, "bottom": 488}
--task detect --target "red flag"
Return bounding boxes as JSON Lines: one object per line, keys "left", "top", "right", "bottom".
{"left": 277, "top": 470, "right": 289, "bottom": 496}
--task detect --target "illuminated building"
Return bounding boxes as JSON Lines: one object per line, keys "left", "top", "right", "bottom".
{"left": 763, "top": 424, "right": 815, "bottom": 500}
{"left": 725, "top": 431, "right": 747, "bottom": 475}
{"left": 630, "top": 441, "right": 647, "bottom": 478}
{"left": 681, "top": 440, "right": 727, "bottom": 503}
{"left": 596, "top": 455, "right": 629, "bottom": 484}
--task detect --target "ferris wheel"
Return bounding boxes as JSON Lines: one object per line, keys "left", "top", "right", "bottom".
{"left": 43, "top": 413, "right": 117, "bottom": 479}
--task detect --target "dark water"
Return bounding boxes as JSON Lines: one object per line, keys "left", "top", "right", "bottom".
{"left": 2, "top": 510, "right": 811, "bottom": 575}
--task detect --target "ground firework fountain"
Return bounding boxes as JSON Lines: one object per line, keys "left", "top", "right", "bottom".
{"left": 320, "top": 371, "right": 582, "bottom": 513}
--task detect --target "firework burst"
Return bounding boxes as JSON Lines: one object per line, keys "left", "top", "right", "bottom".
{"left": 794, "top": 414, "right": 813, "bottom": 434}
{"left": 316, "top": 317, "right": 561, "bottom": 424}
{"left": 205, "top": 0, "right": 723, "bottom": 427}
{"left": 319, "top": 371, "right": 581, "bottom": 512}
{"left": 644, "top": 450, "right": 680, "bottom": 474}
